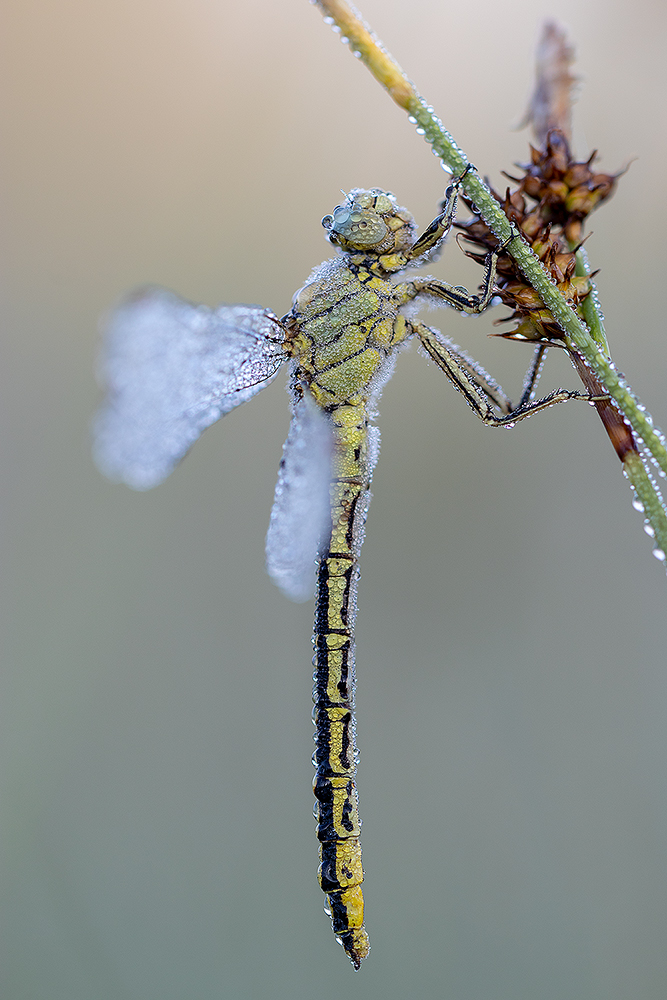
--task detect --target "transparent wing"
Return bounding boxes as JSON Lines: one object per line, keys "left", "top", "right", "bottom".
{"left": 266, "top": 391, "right": 334, "bottom": 602}
{"left": 93, "top": 287, "right": 286, "bottom": 489}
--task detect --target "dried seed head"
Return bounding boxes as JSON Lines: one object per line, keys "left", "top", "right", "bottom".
{"left": 456, "top": 128, "right": 618, "bottom": 342}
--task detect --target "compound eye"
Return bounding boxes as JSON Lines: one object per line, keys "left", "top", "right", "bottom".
{"left": 332, "top": 205, "right": 353, "bottom": 227}
{"left": 329, "top": 206, "right": 388, "bottom": 246}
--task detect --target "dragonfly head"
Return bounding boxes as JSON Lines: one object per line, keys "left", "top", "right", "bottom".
{"left": 322, "top": 189, "right": 416, "bottom": 256}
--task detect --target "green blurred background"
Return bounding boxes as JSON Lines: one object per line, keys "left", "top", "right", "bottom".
{"left": 3, "top": 1, "right": 667, "bottom": 997}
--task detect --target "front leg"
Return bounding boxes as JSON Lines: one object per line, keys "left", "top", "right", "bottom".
{"left": 404, "top": 165, "right": 474, "bottom": 263}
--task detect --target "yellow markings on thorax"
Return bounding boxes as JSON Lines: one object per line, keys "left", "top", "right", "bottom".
{"left": 294, "top": 268, "right": 380, "bottom": 344}
{"left": 290, "top": 261, "right": 408, "bottom": 410}
{"left": 311, "top": 350, "right": 383, "bottom": 408}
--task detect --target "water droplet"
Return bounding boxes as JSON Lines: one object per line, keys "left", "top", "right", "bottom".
{"left": 652, "top": 547, "right": 666, "bottom": 562}
{"left": 407, "top": 115, "right": 417, "bottom": 124}
{"left": 644, "top": 522, "right": 655, "bottom": 537}
{"left": 323, "top": 15, "right": 334, "bottom": 24}
{"left": 354, "top": 50, "right": 362, "bottom": 58}
{"left": 632, "top": 498, "right": 644, "bottom": 512}
{"left": 340, "top": 35, "right": 349, "bottom": 44}
{"left": 415, "top": 127, "right": 426, "bottom": 135}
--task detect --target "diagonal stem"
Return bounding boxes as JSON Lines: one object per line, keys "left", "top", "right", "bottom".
{"left": 313, "top": 0, "right": 667, "bottom": 485}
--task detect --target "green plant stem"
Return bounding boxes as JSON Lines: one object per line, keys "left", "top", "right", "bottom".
{"left": 314, "top": 0, "right": 667, "bottom": 483}
{"left": 573, "top": 248, "right": 667, "bottom": 555}
{"left": 623, "top": 451, "right": 667, "bottom": 560}
{"left": 575, "top": 249, "right": 609, "bottom": 356}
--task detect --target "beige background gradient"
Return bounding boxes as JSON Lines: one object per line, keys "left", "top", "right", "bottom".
{"left": 3, "top": 1, "right": 667, "bottom": 997}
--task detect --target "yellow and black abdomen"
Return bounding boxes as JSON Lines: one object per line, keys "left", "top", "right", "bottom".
{"left": 312, "top": 401, "right": 372, "bottom": 969}
{"left": 312, "top": 544, "right": 367, "bottom": 966}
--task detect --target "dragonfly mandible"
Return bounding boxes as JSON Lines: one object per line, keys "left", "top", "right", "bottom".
{"left": 94, "top": 173, "right": 597, "bottom": 968}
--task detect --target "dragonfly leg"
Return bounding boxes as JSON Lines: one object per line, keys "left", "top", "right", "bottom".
{"left": 516, "top": 343, "right": 550, "bottom": 410}
{"left": 405, "top": 164, "right": 475, "bottom": 262}
{"left": 404, "top": 240, "right": 504, "bottom": 313}
{"left": 416, "top": 323, "right": 607, "bottom": 425}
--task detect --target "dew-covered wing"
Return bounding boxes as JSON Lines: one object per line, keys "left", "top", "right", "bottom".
{"left": 266, "top": 391, "right": 334, "bottom": 602}
{"left": 94, "top": 287, "right": 286, "bottom": 489}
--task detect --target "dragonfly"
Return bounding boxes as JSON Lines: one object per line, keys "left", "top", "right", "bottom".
{"left": 94, "top": 171, "right": 598, "bottom": 969}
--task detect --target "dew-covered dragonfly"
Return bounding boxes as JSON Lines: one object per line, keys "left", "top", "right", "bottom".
{"left": 94, "top": 174, "right": 596, "bottom": 968}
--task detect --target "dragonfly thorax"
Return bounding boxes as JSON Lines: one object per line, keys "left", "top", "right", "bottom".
{"left": 322, "top": 188, "right": 416, "bottom": 258}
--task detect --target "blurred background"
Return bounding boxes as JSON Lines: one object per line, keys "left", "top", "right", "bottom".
{"left": 2, "top": 0, "right": 667, "bottom": 997}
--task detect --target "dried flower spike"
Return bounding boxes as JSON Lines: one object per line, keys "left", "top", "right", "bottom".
{"left": 456, "top": 128, "right": 618, "bottom": 343}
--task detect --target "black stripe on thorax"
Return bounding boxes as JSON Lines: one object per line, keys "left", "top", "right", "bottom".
{"left": 311, "top": 335, "right": 389, "bottom": 379}
{"left": 298, "top": 297, "right": 390, "bottom": 361}
{"left": 296, "top": 288, "right": 359, "bottom": 323}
